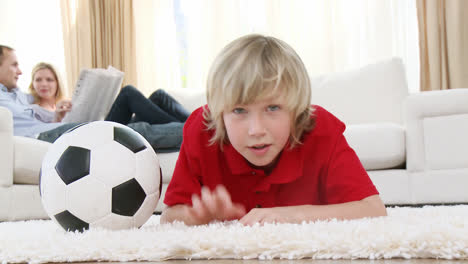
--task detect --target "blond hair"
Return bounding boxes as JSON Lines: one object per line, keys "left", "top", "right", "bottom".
{"left": 204, "top": 34, "right": 315, "bottom": 149}
{"left": 28, "top": 62, "right": 64, "bottom": 104}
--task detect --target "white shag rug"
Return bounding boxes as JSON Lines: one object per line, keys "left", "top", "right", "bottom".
{"left": 1, "top": 205, "right": 468, "bottom": 263}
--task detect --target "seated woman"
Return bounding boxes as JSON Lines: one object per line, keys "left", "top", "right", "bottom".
{"left": 28, "top": 62, "right": 69, "bottom": 122}
{"left": 29, "top": 62, "right": 190, "bottom": 126}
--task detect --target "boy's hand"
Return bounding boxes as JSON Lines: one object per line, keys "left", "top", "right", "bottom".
{"left": 54, "top": 100, "right": 72, "bottom": 122}
{"left": 186, "top": 185, "right": 246, "bottom": 225}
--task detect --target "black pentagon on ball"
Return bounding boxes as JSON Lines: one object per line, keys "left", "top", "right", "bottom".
{"left": 55, "top": 146, "right": 91, "bottom": 185}
{"left": 113, "top": 126, "right": 147, "bottom": 153}
{"left": 112, "top": 178, "right": 146, "bottom": 216}
{"left": 54, "top": 210, "right": 89, "bottom": 232}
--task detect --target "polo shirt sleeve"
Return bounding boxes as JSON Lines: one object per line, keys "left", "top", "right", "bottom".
{"left": 27, "top": 94, "right": 35, "bottom": 104}
{"left": 163, "top": 107, "right": 204, "bottom": 207}
{"left": 319, "top": 112, "right": 379, "bottom": 204}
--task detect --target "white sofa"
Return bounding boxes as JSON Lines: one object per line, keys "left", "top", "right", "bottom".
{"left": 2, "top": 58, "right": 468, "bottom": 221}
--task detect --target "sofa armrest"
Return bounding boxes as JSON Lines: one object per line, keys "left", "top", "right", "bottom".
{"left": 404, "top": 88, "right": 468, "bottom": 172}
{"left": 0, "top": 106, "right": 14, "bottom": 187}
{"left": 14, "top": 136, "right": 51, "bottom": 184}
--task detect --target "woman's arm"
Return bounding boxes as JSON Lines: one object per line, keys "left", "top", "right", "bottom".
{"left": 54, "top": 100, "right": 72, "bottom": 122}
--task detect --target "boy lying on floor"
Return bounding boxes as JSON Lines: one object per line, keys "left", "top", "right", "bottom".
{"left": 161, "top": 34, "right": 387, "bottom": 226}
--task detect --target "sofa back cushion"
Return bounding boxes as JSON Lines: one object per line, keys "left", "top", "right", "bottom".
{"left": 167, "top": 88, "right": 207, "bottom": 113}
{"left": 172, "top": 58, "right": 409, "bottom": 126}
{"left": 311, "top": 57, "right": 409, "bottom": 125}
{"left": 344, "top": 123, "right": 406, "bottom": 170}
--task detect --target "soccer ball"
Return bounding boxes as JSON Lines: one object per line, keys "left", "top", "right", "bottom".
{"left": 39, "top": 121, "right": 161, "bottom": 232}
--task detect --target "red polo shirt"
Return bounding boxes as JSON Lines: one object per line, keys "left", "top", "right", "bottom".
{"left": 164, "top": 105, "right": 378, "bottom": 212}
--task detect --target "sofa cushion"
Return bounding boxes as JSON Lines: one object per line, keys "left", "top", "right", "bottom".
{"left": 311, "top": 57, "right": 408, "bottom": 125}
{"left": 157, "top": 152, "right": 179, "bottom": 184}
{"left": 344, "top": 123, "right": 405, "bottom": 170}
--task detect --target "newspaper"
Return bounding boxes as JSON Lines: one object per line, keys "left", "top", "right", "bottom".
{"left": 62, "top": 66, "right": 124, "bottom": 123}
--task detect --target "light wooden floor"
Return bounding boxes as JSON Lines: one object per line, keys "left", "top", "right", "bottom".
{"left": 84, "top": 259, "right": 468, "bottom": 264}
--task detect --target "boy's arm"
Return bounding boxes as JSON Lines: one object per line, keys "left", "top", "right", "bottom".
{"left": 240, "top": 194, "right": 386, "bottom": 225}
{"left": 162, "top": 193, "right": 386, "bottom": 226}
{"left": 160, "top": 204, "right": 196, "bottom": 225}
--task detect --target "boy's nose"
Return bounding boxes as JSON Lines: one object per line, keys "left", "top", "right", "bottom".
{"left": 248, "top": 115, "right": 266, "bottom": 137}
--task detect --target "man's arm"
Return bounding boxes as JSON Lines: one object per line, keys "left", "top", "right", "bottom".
{"left": 240, "top": 195, "right": 387, "bottom": 225}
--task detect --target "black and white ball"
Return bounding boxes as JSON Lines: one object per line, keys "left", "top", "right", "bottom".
{"left": 39, "top": 121, "right": 161, "bottom": 232}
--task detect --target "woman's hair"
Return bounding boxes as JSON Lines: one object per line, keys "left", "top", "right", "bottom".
{"left": 204, "top": 34, "right": 315, "bottom": 149}
{"left": 28, "top": 62, "right": 64, "bottom": 103}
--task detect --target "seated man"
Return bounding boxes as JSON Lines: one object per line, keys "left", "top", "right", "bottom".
{"left": 0, "top": 45, "right": 184, "bottom": 153}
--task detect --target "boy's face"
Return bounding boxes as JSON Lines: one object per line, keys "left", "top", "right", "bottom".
{"left": 223, "top": 95, "right": 292, "bottom": 169}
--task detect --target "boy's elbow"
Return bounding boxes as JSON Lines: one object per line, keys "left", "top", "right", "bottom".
{"left": 160, "top": 205, "right": 178, "bottom": 224}
{"left": 160, "top": 204, "right": 190, "bottom": 224}
{"left": 363, "top": 195, "right": 387, "bottom": 217}
{"left": 160, "top": 209, "right": 172, "bottom": 224}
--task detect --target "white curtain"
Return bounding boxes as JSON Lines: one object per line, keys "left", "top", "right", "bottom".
{"left": 134, "top": 0, "right": 420, "bottom": 93}
{"left": 133, "top": 0, "right": 182, "bottom": 95}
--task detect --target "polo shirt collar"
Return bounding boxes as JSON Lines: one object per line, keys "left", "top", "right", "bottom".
{"left": 0, "top": 84, "right": 18, "bottom": 93}
{"left": 0, "top": 84, "right": 8, "bottom": 92}
{"left": 224, "top": 142, "right": 304, "bottom": 187}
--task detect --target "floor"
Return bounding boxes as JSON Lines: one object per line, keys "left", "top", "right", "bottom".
{"left": 82, "top": 260, "right": 468, "bottom": 264}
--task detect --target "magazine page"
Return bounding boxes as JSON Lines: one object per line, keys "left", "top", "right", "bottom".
{"left": 62, "top": 66, "right": 124, "bottom": 123}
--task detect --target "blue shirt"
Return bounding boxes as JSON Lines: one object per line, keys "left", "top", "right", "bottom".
{"left": 0, "top": 83, "right": 63, "bottom": 137}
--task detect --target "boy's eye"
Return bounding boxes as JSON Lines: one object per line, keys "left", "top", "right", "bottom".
{"left": 267, "top": 105, "right": 280, "bottom": 111}
{"left": 233, "top": 108, "right": 246, "bottom": 114}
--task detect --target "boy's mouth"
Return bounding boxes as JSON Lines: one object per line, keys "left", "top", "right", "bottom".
{"left": 249, "top": 144, "right": 270, "bottom": 150}
{"left": 248, "top": 144, "right": 271, "bottom": 156}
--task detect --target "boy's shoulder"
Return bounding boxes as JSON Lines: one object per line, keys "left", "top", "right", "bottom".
{"left": 184, "top": 105, "right": 207, "bottom": 131}
{"left": 182, "top": 105, "right": 214, "bottom": 143}
{"left": 309, "top": 105, "right": 346, "bottom": 136}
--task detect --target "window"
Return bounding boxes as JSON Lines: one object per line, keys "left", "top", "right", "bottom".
{"left": 165, "top": 0, "right": 420, "bottom": 92}
{"left": 1, "top": 0, "right": 67, "bottom": 94}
